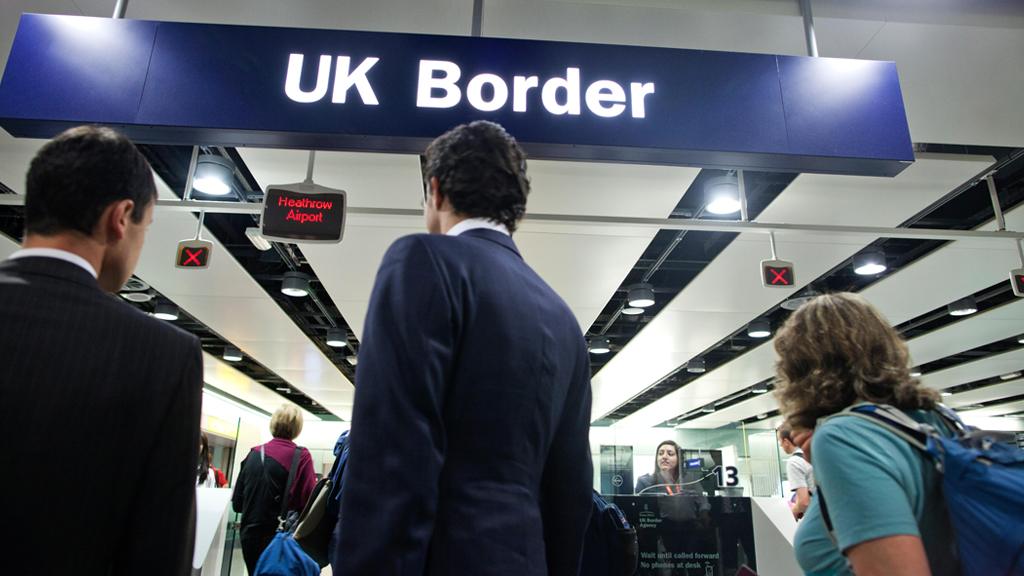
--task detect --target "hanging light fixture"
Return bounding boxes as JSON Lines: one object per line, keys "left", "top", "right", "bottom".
{"left": 686, "top": 357, "right": 706, "bottom": 374}
{"left": 223, "top": 346, "right": 243, "bottom": 362}
{"left": 853, "top": 247, "right": 887, "bottom": 276}
{"left": 627, "top": 283, "right": 656, "bottom": 308}
{"left": 747, "top": 319, "right": 771, "bottom": 339}
{"left": 281, "top": 271, "right": 311, "bottom": 297}
{"left": 153, "top": 302, "right": 179, "bottom": 321}
{"left": 910, "top": 368, "right": 923, "bottom": 377}
{"left": 704, "top": 174, "right": 741, "bottom": 215}
{"left": 588, "top": 336, "right": 611, "bottom": 355}
{"left": 700, "top": 404, "right": 716, "bottom": 413}
{"left": 192, "top": 154, "right": 236, "bottom": 196}
{"left": 751, "top": 383, "right": 769, "bottom": 394}
{"left": 621, "top": 306, "right": 645, "bottom": 316}
{"left": 781, "top": 288, "right": 821, "bottom": 311}
{"left": 326, "top": 328, "right": 348, "bottom": 348}
{"left": 947, "top": 296, "right": 978, "bottom": 317}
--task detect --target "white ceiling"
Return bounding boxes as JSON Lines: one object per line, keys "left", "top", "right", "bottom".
{"left": 1, "top": 0, "right": 1022, "bottom": 427}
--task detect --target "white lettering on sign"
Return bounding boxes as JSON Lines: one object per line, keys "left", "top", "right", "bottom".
{"left": 286, "top": 54, "right": 655, "bottom": 118}
{"left": 285, "top": 53, "right": 380, "bottom": 105}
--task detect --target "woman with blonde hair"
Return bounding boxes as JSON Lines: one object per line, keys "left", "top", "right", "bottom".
{"left": 773, "top": 292, "right": 957, "bottom": 576}
{"left": 231, "top": 404, "right": 317, "bottom": 574}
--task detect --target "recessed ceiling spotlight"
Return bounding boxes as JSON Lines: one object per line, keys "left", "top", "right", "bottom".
{"left": 947, "top": 296, "right": 978, "bottom": 317}
{"left": 940, "top": 391, "right": 953, "bottom": 397}
{"left": 621, "top": 306, "right": 645, "bottom": 316}
{"left": 121, "top": 292, "right": 153, "bottom": 303}
{"left": 588, "top": 336, "right": 611, "bottom": 355}
{"left": 346, "top": 355, "right": 358, "bottom": 366}
{"left": 626, "top": 283, "right": 656, "bottom": 308}
{"left": 853, "top": 247, "right": 887, "bottom": 276}
{"left": 751, "top": 384, "right": 769, "bottom": 394}
{"left": 700, "top": 405, "right": 716, "bottom": 413}
{"left": 281, "top": 271, "right": 311, "bottom": 297}
{"left": 747, "top": 319, "right": 771, "bottom": 339}
{"left": 1018, "top": 335, "right": 1024, "bottom": 345}
{"left": 223, "top": 346, "right": 243, "bottom": 362}
{"left": 192, "top": 154, "right": 236, "bottom": 196}
{"left": 153, "top": 302, "right": 179, "bottom": 321}
{"left": 275, "top": 387, "right": 291, "bottom": 393}
{"left": 704, "top": 174, "right": 741, "bottom": 215}
{"left": 686, "top": 357, "right": 706, "bottom": 374}
{"left": 245, "top": 227, "right": 273, "bottom": 251}
{"left": 999, "top": 372, "right": 1022, "bottom": 381}
{"left": 910, "top": 368, "right": 922, "bottom": 378}
{"left": 781, "top": 288, "right": 821, "bottom": 311}
{"left": 326, "top": 327, "right": 348, "bottom": 348}
{"left": 756, "top": 413, "right": 768, "bottom": 420}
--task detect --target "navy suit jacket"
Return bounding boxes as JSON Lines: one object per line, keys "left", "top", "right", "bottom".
{"left": 0, "top": 256, "right": 203, "bottom": 576}
{"left": 334, "top": 228, "right": 593, "bottom": 576}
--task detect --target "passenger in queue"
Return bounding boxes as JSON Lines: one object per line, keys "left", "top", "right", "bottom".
{"left": 0, "top": 126, "right": 203, "bottom": 576}
{"left": 635, "top": 440, "right": 683, "bottom": 495}
{"left": 232, "top": 404, "right": 316, "bottom": 575}
{"left": 778, "top": 424, "right": 814, "bottom": 521}
{"left": 774, "top": 293, "right": 958, "bottom": 576}
{"left": 198, "top": 431, "right": 217, "bottom": 488}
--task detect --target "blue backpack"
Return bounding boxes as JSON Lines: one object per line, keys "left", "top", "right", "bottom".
{"left": 819, "top": 404, "right": 1024, "bottom": 576}
{"left": 581, "top": 490, "right": 638, "bottom": 576}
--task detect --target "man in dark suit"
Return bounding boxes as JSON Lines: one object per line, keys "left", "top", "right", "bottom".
{"left": 334, "top": 121, "right": 593, "bottom": 575}
{"left": 0, "top": 126, "right": 203, "bottom": 576}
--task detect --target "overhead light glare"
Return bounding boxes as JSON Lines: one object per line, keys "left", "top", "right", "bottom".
{"left": 192, "top": 154, "right": 236, "bottom": 196}
{"left": 700, "top": 405, "right": 716, "bottom": 414}
{"left": 626, "top": 283, "right": 655, "bottom": 308}
{"left": 275, "top": 387, "right": 290, "bottom": 393}
{"left": 621, "top": 306, "right": 645, "bottom": 316}
{"left": 1018, "top": 335, "right": 1024, "bottom": 345}
{"left": 751, "top": 384, "right": 769, "bottom": 394}
{"left": 940, "top": 391, "right": 953, "bottom": 397}
{"left": 223, "top": 346, "right": 243, "bottom": 362}
{"left": 327, "top": 328, "right": 348, "bottom": 348}
{"left": 686, "top": 357, "right": 706, "bottom": 374}
{"left": 947, "top": 296, "right": 978, "bottom": 317}
{"left": 910, "top": 369, "right": 922, "bottom": 378}
{"left": 588, "top": 336, "right": 611, "bottom": 355}
{"left": 999, "top": 372, "right": 1022, "bottom": 381}
{"left": 346, "top": 355, "right": 358, "bottom": 366}
{"left": 853, "top": 248, "right": 887, "bottom": 276}
{"left": 281, "top": 271, "right": 311, "bottom": 297}
{"left": 756, "top": 413, "right": 768, "bottom": 420}
{"left": 153, "top": 303, "right": 179, "bottom": 321}
{"left": 747, "top": 319, "right": 771, "bottom": 339}
{"left": 704, "top": 175, "right": 741, "bottom": 215}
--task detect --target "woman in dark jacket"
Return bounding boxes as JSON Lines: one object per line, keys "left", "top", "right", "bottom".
{"left": 635, "top": 440, "right": 683, "bottom": 495}
{"left": 232, "top": 405, "right": 317, "bottom": 575}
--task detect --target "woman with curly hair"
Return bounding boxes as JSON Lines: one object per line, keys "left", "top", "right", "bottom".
{"left": 773, "top": 292, "right": 957, "bottom": 576}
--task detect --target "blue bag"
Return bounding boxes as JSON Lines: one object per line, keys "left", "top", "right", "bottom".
{"left": 252, "top": 532, "right": 319, "bottom": 576}
{"left": 821, "top": 404, "right": 1024, "bottom": 576}
{"left": 581, "top": 490, "right": 638, "bottom": 576}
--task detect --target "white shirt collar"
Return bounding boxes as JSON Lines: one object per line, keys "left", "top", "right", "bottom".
{"left": 446, "top": 218, "right": 511, "bottom": 237}
{"left": 9, "top": 248, "right": 98, "bottom": 278}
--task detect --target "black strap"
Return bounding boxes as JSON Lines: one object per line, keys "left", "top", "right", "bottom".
{"left": 279, "top": 447, "right": 302, "bottom": 521}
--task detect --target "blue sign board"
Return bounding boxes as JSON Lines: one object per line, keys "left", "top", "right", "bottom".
{"left": 0, "top": 14, "right": 914, "bottom": 175}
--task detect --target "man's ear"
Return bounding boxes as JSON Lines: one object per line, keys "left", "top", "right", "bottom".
{"left": 99, "top": 199, "right": 135, "bottom": 243}
{"left": 428, "top": 177, "right": 447, "bottom": 211}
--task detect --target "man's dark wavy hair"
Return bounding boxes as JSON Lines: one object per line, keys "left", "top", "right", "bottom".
{"left": 423, "top": 121, "right": 530, "bottom": 232}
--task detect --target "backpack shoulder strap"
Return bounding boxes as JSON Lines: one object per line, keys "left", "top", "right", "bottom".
{"left": 823, "top": 403, "right": 933, "bottom": 453}
{"left": 279, "top": 447, "right": 302, "bottom": 521}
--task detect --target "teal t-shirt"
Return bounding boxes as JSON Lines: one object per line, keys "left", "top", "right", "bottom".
{"left": 794, "top": 409, "right": 960, "bottom": 576}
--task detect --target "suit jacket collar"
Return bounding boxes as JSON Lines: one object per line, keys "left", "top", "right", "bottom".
{"left": 1, "top": 255, "right": 102, "bottom": 291}
{"left": 459, "top": 228, "right": 522, "bottom": 258}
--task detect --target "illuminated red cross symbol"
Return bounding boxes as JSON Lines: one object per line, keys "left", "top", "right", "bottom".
{"left": 766, "top": 266, "right": 792, "bottom": 285}
{"left": 182, "top": 248, "right": 204, "bottom": 266}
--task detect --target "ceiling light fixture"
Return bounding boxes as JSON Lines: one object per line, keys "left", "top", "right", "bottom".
{"left": 326, "top": 328, "right": 348, "bottom": 348}
{"left": 626, "top": 283, "right": 656, "bottom": 308}
{"left": 121, "top": 292, "right": 153, "bottom": 303}
{"left": 756, "top": 413, "right": 768, "bottom": 420}
{"left": 947, "top": 296, "right": 978, "bottom": 317}
{"left": 275, "top": 387, "right": 291, "bottom": 393}
{"left": 940, "top": 391, "right": 952, "bottom": 397}
{"left": 910, "top": 368, "right": 922, "bottom": 378}
{"left": 223, "top": 346, "right": 243, "bottom": 362}
{"left": 853, "top": 247, "right": 887, "bottom": 276}
{"left": 245, "top": 227, "right": 273, "bottom": 251}
{"left": 346, "top": 355, "right": 358, "bottom": 366}
{"left": 192, "top": 154, "right": 236, "bottom": 196}
{"left": 588, "top": 336, "right": 611, "bottom": 355}
{"left": 999, "top": 372, "right": 1022, "bottom": 381}
{"left": 1018, "top": 335, "right": 1024, "bottom": 345}
{"left": 686, "top": 357, "right": 706, "bottom": 374}
{"left": 751, "top": 384, "right": 769, "bottom": 394}
{"left": 153, "top": 303, "right": 179, "bottom": 321}
{"left": 704, "top": 174, "right": 741, "bottom": 215}
{"left": 747, "top": 319, "right": 771, "bottom": 339}
{"left": 701, "top": 405, "right": 716, "bottom": 413}
{"left": 281, "top": 271, "right": 311, "bottom": 297}
{"left": 621, "top": 306, "right": 645, "bottom": 316}
{"left": 781, "top": 288, "right": 821, "bottom": 311}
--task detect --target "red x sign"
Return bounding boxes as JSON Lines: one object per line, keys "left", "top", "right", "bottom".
{"left": 176, "top": 240, "right": 213, "bottom": 269}
{"left": 761, "top": 259, "right": 795, "bottom": 288}
{"left": 1012, "top": 268, "right": 1024, "bottom": 298}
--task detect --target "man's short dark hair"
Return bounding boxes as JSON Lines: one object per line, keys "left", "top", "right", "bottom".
{"left": 778, "top": 425, "right": 794, "bottom": 442}
{"left": 423, "top": 121, "right": 529, "bottom": 232}
{"left": 25, "top": 126, "right": 157, "bottom": 236}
